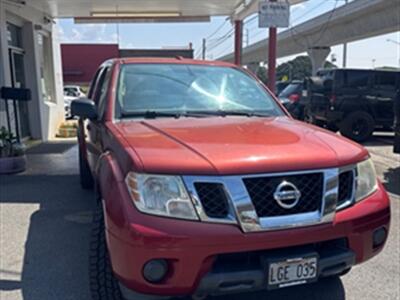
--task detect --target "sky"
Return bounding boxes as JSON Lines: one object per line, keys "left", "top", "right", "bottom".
{"left": 57, "top": 0, "right": 400, "bottom": 69}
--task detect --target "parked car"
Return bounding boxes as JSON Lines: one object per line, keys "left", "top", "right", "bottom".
{"left": 63, "top": 94, "right": 77, "bottom": 119}
{"left": 306, "top": 68, "right": 400, "bottom": 142}
{"left": 275, "top": 81, "right": 290, "bottom": 96}
{"left": 394, "top": 88, "right": 400, "bottom": 154}
{"left": 278, "top": 80, "right": 306, "bottom": 120}
{"left": 63, "top": 85, "right": 86, "bottom": 119}
{"left": 64, "top": 85, "right": 86, "bottom": 98}
{"left": 72, "top": 58, "right": 390, "bottom": 300}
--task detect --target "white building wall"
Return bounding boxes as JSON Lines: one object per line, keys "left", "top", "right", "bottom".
{"left": 0, "top": 1, "right": 64, "bottom": 141}
{"left": 0, "top": 1, "right": 11, "bottom": 103}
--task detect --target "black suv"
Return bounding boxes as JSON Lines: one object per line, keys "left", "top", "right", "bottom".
{"left": 305, "top": 69, "right": 400, "bottom": 142}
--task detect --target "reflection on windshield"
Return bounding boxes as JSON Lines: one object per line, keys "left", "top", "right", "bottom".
{"left": 116, "top": 64, "right": 284, "bottom": 118}
{"left": 191, "top": 75, "right": 249, "bottom": 110}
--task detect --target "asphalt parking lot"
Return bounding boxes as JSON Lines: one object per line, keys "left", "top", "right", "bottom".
{"left": 0, "top": 134, "right": 399, "bottom": 300}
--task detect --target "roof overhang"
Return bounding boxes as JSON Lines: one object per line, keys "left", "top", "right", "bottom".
{"left": 6, "top": 0, "right": 307, "bottom": 23}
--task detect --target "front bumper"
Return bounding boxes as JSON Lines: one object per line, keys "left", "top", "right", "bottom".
{"left": 105, "top": 183, "right": 390, "bottom": 297}
{"left": 192, "top": 243, "right": 355, "bottom": 297}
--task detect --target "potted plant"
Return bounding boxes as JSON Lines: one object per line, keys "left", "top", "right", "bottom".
{"left": 0, "top": 127, "right": 27, "bottom": 174}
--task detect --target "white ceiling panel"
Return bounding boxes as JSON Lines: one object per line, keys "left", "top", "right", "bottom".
{"left": 17, "top": 0, "right": 307, "bottom": 21}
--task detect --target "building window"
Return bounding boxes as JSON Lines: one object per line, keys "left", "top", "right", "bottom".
{"left": 7, "top": 23, "right": 23, "bottom": 48}
{"left": 37, "top": 33, "right": 56, "bottom": 103}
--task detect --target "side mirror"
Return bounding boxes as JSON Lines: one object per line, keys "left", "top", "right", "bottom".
{"left": 71, "top": 99, "right": 97, "bottom": 120}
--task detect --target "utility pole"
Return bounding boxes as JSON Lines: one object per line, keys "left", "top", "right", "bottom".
{"left": 342, "top": 0, "right": 348, "bottom": 68}
{"left": 202, "top": 38, "right": 206, "bottom": 60}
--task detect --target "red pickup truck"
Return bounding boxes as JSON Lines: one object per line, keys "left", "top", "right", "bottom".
{"left": 72, "top": 58, "right": 390, "bottom": 300}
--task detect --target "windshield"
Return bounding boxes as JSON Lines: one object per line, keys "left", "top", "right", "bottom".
{"left": 116, "top": 64, "right": 284, "bottom": 118}
{"left": 278, "top": 83, "right": 302, "bottom": 98}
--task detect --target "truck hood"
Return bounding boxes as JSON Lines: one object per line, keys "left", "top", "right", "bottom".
{"left": 114, "top": 116, "right": 368, "bottom": 175}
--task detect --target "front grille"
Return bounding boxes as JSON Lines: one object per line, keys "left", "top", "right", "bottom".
{"left": 338, "top": 170, "right": 354, "bottom": 207}
{"left": 243, "top": 173, "right": 324, "bottom": 217}
{"left": 194, "top": 182, "right": 229, "bottom": 219}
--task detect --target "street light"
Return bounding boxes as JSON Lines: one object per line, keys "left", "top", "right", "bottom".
{"left": 386, "top": 39, "right": 400, "bottom": 45}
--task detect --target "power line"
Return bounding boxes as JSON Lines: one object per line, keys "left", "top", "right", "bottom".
{"left": 205, "top": 18, "right": 229, "bottom": 40}
{"left": 205, "top": 14, "right": 259, "bottom": 58}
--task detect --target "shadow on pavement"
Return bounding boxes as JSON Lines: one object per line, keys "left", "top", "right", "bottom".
{"left": 207, "top": 276, "right": 345, "bottom": 300}
{"left": 362, "top": 133, "right": 394, "bottom": 147}
{"left": 384, "top": 166, "right": 400, "bottom": 196}
{"left": 1, "top": 172, "right": 95, "bottom": 300}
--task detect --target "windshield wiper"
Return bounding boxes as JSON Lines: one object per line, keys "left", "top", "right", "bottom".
{"left": 185, "top": 110, "right": 270, "bottom": 118}
{"left": 121, "top": 111, "right": 182, "bottom": 119}
{"left": 121, "top": 110, "right": 271, "bottom": 119}
{"left": 121, "top": 111, "right": 210, "bottom": 119}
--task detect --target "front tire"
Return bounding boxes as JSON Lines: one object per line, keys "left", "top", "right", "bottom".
{"left": 340, "top": 111, "right": 375, "bottom": 142}
{"left": 79, "top": 146, "right": 94, "bottom": 189}
{"left": 89, "top": 204, "right": 124, "bottom": 300}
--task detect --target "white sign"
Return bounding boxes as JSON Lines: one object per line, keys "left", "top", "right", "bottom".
{"left": 259, "top": 1, "right": 290, "bottom": 28}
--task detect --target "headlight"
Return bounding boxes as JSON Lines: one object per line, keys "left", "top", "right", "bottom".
{"left": 355, "top": 158, "right": 378, "bottom": 202}
{"left": 125, "top": 172, "right": 198, "bottom": 220}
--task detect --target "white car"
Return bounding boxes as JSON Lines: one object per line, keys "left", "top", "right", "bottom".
{"left": 63, "top": 85, "right": 86, "bottom": 119}
{"left": 64, "top": 94, "right": 77, "bottom": 119}
{"left": 63, "top": 85, "right": 86, "bottom": 98}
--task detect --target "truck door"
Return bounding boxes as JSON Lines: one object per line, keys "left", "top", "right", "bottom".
{"left": 372, "top": 71, "right": 397, "bottom": 126}
{"left": 339, "top": 70, "right": 372, "bottom": 114}
{"left": 86, "top": 66, "right": 112, "bottom": 171}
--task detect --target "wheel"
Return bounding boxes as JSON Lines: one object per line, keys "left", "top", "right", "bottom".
{"left": 340, "top": 111, "right": 375, "bottom": 142}
{"left": 79, "top": 146, "right": 94, "bottom": 189}
{"left": 89, "top": 203, "right": 124, "bottom": 300}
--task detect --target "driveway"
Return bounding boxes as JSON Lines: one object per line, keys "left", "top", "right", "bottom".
{"left": 1, "top": 135, "right": 399, "bottom": 300}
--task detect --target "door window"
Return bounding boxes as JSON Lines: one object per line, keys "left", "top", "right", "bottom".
{"left": 9, "top": 50, "right": 30, "bottom": 138}
{"left": 374, "top": 72, "right": 397, "bottom": 91}
{"left": 344, "top": 71, "right": 370, "bottom": 89}
{"left": 96, "top": 68, "right": 111, "bottom": 120}
{"left": 88, "top": 68, "right": 103, "bottom": 99}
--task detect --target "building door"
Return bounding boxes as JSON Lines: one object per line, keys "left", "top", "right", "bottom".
{"left": 9, "top": 48, "right": 31, "bottom": 138}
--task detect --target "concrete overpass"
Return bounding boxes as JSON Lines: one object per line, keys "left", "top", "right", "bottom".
{"left": 220, "top": 0, "right": 400, "bottom": 73}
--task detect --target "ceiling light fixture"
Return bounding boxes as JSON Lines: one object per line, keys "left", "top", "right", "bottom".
{"left": 90, "top": 12, "right": 181, "bottom": 18}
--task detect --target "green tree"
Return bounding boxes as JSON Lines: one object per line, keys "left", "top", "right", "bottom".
{"left": 256, "top": 67, "right": 268, "bottom": 84}
{"left": 276, "top": 55, "right": 336, "bottom": 82}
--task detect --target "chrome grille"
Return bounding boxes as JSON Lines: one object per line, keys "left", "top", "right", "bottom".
{"left": 183, "top": 166, "right": 346, "bottom": 232}
{"left": 242, "top": 173, "right": 324, "bottom": 217}
{"left": 194, "top": 182, "right": 229, "bottom": 219}
{"left": 338, "top": 170, "right": 354, "bottom": 207}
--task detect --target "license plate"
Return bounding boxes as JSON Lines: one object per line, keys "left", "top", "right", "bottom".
{"left": 267, "top": 256, "right": 318, "bottom": 289}
{"left": 302, "top": 90, "right": 308, "bottom": 97}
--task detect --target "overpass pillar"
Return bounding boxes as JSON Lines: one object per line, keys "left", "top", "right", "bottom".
{"left": 307, "top": 46, "right": 331, "bottom": 75}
